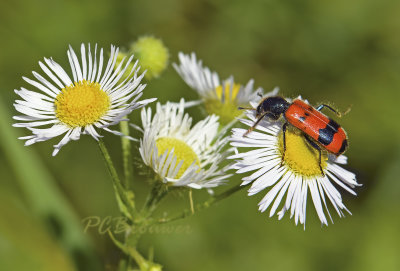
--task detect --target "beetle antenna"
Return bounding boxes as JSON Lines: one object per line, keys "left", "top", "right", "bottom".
{"left": 342, "top": 105, "right": 352, "bottom": 116}
{"left": 243, "top": 113, "right": 267, "bottom": 137}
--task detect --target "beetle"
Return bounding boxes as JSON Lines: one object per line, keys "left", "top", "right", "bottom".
{"left": 239, "top": 95, "right": 348, "bottom": 175}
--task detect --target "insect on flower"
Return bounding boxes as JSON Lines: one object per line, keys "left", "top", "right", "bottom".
{"left": 239, "top": 94, "right": 349, "bottom": 175}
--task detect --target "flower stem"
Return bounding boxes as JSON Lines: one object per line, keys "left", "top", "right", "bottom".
{"left": 140, "top": 182, "right": 169, "bottom": 220}
{"left": 98, "top": 138, "right": 137, "bottom": 218}
{"left": 157, "top": 184, "right": 248, "bottom": 224}
{"left": 109, "top": 231, "right": 162, "bottom": 271}
{"left": 120, "top": 120, "right": 134, "bottom": 188}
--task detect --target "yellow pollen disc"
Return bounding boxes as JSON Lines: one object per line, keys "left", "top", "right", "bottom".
{"left": 156, "top": 137, "right": 201, "bottom": 179}
{"left": 278, "top": 127, "right": 328, "bottom": 177}
{"left": 204, "top": 83, "right": 242, "bottom": 125}
{"left": 215, "top": 83, "right": 241, "bottom": 102}
{"left": 55, "top": 80, "right": 110, "bottom": 127}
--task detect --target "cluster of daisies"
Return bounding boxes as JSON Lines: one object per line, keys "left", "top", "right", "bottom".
{"left": 13, "top": 43, "right": 360, "bottom": 227}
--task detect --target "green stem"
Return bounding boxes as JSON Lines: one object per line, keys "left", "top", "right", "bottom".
{"left": 119, "top": 120, "right": 137, "bottom": 270}
{"left": 157, "top": 184, "right": 248, "bottom": 224}
{"left": 120, "top": 120, "right": 133, "bottom": 189}
{"left": 140, "top": 182, "right": 169, "bottom": 219}
{"left": 98, "top": 138, "right": 137, "bottom": 218}
{"left": 109, "top": 231, "right": 162, "bottom": 271}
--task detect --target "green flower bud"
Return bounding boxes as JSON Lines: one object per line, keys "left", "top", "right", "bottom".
{"left": 130, "top": 36, "right": 169, "bottom": 80}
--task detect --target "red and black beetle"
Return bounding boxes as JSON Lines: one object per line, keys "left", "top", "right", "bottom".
{"left": 239, "top": 95, "right": 348, "bottom": 174}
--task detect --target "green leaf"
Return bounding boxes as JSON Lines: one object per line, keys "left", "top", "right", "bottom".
{"left": 0, "top": 190, "right": 75, "bottom": 271}
{"left": 0, "top": 98, "right": 100, "bottom": 270}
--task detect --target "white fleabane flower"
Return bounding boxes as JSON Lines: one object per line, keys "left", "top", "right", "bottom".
{"left": 229, "top": 100, "right": 360, "bottom": 227}
{"left": 173, "top": 52, "right": 275, "bottom": 125}
{"left": 138, "top": 99, "right": 233, "bottom": 189}
{"left": 13, "top": 43, "right": 155, "bottom": 156}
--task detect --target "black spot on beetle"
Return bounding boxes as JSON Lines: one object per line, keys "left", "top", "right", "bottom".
{"left": 305, "top": 112, "right": 310, "bottom": 117}
{"left": 318, "top": 129, "right": 334, "bottom": 145}
{"left": 327, "top": 119, "right": 340, "bottom": 131}
{"left": 318, "top": 119, "right": 339, "bottom": 146}
{"left": 299, "top": 116, "right": 306, "bottom": 122}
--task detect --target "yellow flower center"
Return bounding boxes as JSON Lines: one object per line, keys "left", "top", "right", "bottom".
{"left": 204, "top": 83, "right": 242, "bottom": 125}
{"left": 55, "top": 80, "right": 110, "bottom": 127}
{"left": 278, "top": 127, "right": 328, "bottom": 177}
{"left": 156, "top": 137, "right": 201, "bottom": 179}
{"left": 215, "top": 83, "right": 240, "bottom": 102}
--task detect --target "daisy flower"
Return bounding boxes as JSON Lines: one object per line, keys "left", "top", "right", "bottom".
{"left": 138, "top": 99, "right": 232, "bottom": 189}
{"left": 13, "top": 43, "right": 155, "bottom": 156}
{"left": 173, "top": 52, "right": 275, "bottom": 125}
{"left": 229, "top": 99, "right": 360, "bottom": 227}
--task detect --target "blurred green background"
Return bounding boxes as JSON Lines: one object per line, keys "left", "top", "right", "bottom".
{"left": 1, "top": 0, "right": 400, "bottom": 270}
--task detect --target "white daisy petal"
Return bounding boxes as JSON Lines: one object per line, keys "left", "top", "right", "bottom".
{"left": 173, "top": 52, "right": 219, "bottom": 95}
{"left": 67, "top": 48, "right": 77, "bottom": 82}
{"left": 96, "top": 47, "right": 104, "bottom": 83}
{"left": 258, "top": 171, "right": 290, "bottom": 213}
{"left": 100, "top": 46, "right": 118, "bottom": 86}
{"left": 14, "top": 43, "right": 154, "bottom": 155}
{"left": 43, "top": 57, "right": 73, "bottom": 86}
{"left": 308, "top": 179, "right": 328, "bottom": 225}
{"left": 87, "top": 44, "right": 93, "bottom": 81}
{"left": 22, "top": 76, "right": 58, "bottom": 98}
{"left": 81, "top": 44, "right": 87, "bottom": 79}
{"left": 38, "top": 62, "right": 62, "bottom": 89}
{"left": 68, "top": 45, "right": 83, "bottom": 81}
{"left": 269, "top": 173, "right": 292, "bottom": 216}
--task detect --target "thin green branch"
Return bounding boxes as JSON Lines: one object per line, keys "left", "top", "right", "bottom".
{"left": 109, "top": 231, "right": 161, "bottom": 271}
{"left": 98, "top": 138, "right": 137, "bottom": 219}
{"left": 157, "top": 184, "right": 248, "bottom": 224}
{"left": 140, "top": 182, "right": 169, "bottom": 220}
{"left": 120, "top": 120, "right": 134, "bottom": 188}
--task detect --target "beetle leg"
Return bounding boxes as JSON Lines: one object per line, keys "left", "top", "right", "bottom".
{"left": 316, "top": 104, "right": 342, "bottom": 117}
{"left": 303, "top": 135, "right": 325, "bottom": 176}
{"left": 280, "top": 122, "right": 288, "bottom": 166}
